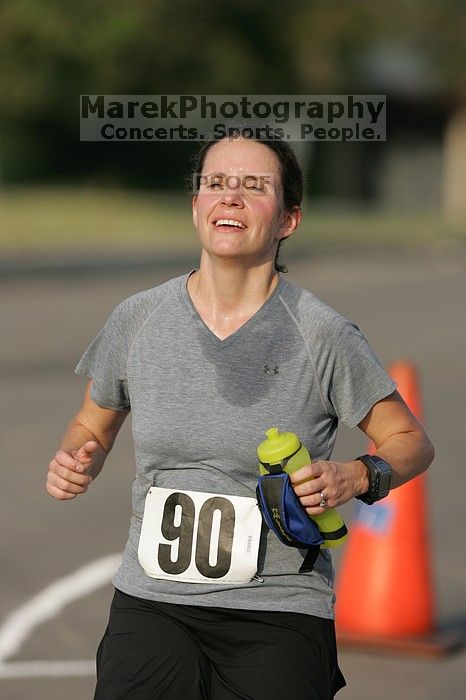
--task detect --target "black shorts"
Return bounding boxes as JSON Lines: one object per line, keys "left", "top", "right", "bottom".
{"left": 94, "top": 588, "right": 346, "bottom": 700}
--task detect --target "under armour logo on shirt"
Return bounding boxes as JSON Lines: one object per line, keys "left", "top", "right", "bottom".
{"left": 263, "top": 364, "right": 279, "bottom": 375}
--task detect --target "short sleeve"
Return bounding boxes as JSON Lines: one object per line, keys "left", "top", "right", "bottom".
{"left": 317, "top": 322, "right": 396, "bottom": 428}
{"left": 75, "top": 302, "right": 131, "bottom": 411}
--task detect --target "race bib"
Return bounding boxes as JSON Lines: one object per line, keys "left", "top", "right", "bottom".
{"left": 138, "top": 487, "right": 262, "bottom": 584}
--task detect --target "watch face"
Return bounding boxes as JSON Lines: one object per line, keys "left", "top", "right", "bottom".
{"left": 379, "top": 470, "right": 391, "bottom": 494}
{"left": 373, "top": 458, "right": 392, "bottom": 495}
{"left": 357, "top": 455, "right": 392, "bottom": 503}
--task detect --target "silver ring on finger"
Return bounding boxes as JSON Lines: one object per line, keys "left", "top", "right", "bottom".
{"left": 319, "top": 492, "right": 327, "bottom": 508}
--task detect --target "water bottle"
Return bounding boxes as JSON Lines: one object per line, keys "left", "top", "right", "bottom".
{"left": 257, "top": 427, "right": 348, "bottom": 548}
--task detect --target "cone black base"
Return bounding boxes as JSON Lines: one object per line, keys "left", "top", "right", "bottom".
{"left": 337, "top": 629, "right": 464, "bottom": 658}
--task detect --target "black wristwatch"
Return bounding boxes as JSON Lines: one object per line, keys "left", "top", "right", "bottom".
{"left": 355, "top": 455, "right": 392, "bottom": 505}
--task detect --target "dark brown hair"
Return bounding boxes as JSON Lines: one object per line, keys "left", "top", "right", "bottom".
{"left": 190, "top": 134, "right": 303, "bottom": 272}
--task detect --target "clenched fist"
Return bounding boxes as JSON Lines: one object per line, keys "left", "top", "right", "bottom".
{"left": 46, "top": 441, "right": 98, "bottom": 500}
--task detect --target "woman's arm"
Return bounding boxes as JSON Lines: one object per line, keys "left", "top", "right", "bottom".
{"left": 46, "top": 380, "right": 129, "bottom": 500}
{"left": 290, "top": 390, "right": 435, "bottom": 516}
{"left": 356, "top": 390, "right": 435, "bottom": 489}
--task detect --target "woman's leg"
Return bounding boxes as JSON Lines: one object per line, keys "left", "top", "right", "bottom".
{"left": 94, "top": 589, "right": 211, "bottom": 700}
{"left": 191, "top": 606, "right": 346, "bottom": 700}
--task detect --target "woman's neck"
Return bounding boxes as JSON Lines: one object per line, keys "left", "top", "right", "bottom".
{"left": 187, "top": 255, "right": 279, "bottom": 339}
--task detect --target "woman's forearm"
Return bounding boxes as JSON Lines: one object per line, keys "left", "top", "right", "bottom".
{"left": 59, "top": 418, "right": 109, "bottom": 480}
{"left": 370, "top": 428, "right": 435, "bottom": 489}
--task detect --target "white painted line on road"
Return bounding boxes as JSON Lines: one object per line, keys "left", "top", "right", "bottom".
{"left": 0, "top": 553, "right": 121, "bottom": 665}
{"left": 0, "top": 660, "right": 95, "bottom": 679}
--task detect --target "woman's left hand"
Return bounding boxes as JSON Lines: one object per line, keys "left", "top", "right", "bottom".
{"left": 289, "top": 460, "right": 368, "bottom": 516}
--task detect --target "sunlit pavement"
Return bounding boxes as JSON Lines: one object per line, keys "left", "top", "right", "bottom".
{"left": 1, "top": 249, "right": 465, "bottom": 700}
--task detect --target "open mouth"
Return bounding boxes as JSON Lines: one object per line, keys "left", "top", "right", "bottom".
{"left": 214, "top": 218, "right": 246, "bottom": 230}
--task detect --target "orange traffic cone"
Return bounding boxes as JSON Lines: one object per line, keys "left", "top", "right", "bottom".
{"left": 335, "top": 360, "right": 460, "bottom": 656}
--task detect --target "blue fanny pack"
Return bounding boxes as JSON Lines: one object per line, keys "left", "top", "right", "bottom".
{"left": 256, "top": 472, "right": 323, "bottom": 573}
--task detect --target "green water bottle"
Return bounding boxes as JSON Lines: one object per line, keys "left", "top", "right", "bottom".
{"left": 257, "top": 427, "right": 348, "bottom": 548}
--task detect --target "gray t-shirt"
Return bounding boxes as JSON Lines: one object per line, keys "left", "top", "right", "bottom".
{"left": 75, "top": 272, "right": 396, "bottom": 619}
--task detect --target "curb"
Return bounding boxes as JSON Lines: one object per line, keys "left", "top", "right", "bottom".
{"left": 0, "top": 252, "right": 200, "bottom": 280}
{"left": 1, "top": 240, "right": 464, "bottom": 280}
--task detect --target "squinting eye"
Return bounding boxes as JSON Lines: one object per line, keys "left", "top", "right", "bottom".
{"left": 243, "top": 178, "right": 265, "bottom": 193}
{"left": 206, "top": 181, "right": 223, "bottom": 190}
{"left": 246, "top": 184, "right": 266, "bottom": 194}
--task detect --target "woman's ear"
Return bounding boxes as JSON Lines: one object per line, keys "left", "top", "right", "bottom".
{"left": 278, "top": 206, "right": 302, "bottom": 240}
{"left": 192, "top": 195, "right": 198, "bottom": 227}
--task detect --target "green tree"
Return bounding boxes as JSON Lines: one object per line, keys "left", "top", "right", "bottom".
{"left": 0, "top": 0, "right": 465, "bottom": 182}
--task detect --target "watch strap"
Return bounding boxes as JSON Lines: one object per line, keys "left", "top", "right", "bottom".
{"left": 355, "top": 454, "right": 392, "bottom": 505}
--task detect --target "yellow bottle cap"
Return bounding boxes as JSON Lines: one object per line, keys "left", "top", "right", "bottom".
{"left": 257, "top": 427, "right": 301, "bottom": 464}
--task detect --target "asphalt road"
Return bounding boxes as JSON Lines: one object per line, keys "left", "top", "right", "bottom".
{"left": 1, "top": 247, "right": 465, "bottom": 699}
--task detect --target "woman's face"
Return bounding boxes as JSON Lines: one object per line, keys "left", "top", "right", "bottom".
{"left": 192, "top": 138, "right": 300, "bottom": 267}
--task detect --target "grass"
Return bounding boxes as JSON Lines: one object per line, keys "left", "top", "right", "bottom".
{"left": 1, "top": 186, "right": 465, "bottom": 257}
{"left": 0, "top": 187, "right": 196, "bottom": 256}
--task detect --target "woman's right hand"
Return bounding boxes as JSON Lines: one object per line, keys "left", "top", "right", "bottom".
{"left": 46, "top": 441, "right": 98, "bottom": 500}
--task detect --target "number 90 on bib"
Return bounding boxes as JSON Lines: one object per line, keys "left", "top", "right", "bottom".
{"left": 138, "top": 487, "right": 263, "bottom": 584}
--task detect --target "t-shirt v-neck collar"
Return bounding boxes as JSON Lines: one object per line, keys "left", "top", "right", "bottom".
{"left": 180, "top": 270, "right": 284, "bottom": 346}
